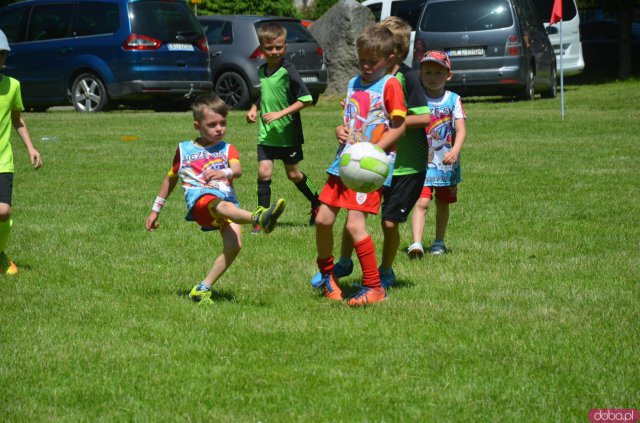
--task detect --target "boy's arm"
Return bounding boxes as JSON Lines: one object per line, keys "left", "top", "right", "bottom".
{"left": 376, "top": 116, "right": 406, "bottom": 151}
{"left": 405, "top": 114, "right": 430, "bottom": 128}
{"left": 11, "top": 110, "right": 42, "bottom": 169}
{"left": 246, "top": 103, "right": 259, "bottom": 124}
{"left": 262, "top": 100, "right": 309, "bottom": 124}
{"left": 443, "top": 119, "right": 467, "bottom": 164}
{"left": 145, "top": 174, "right": 179, "bottom": 232}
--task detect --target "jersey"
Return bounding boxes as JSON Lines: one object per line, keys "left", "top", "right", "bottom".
{"left": 326, "top": 74, "right": 406, "bottom": 187}
{"left": 169, "top": 140, "right": 240, "bottom": 222}
{"left": 425, "top": 91, "right": 466, "bottom": 187}
{"left": 256, "top": 59, "right": 312, "bottom": 147}
{"left": 393, "top": 64, "right": 429, "bottom": 175}
{"left": 0, "top": 76, "right": 24, "bottom": 173}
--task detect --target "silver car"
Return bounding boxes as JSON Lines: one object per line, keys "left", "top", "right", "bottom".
{"left": 198, "top": 15, "right": 328, "bottom": 109}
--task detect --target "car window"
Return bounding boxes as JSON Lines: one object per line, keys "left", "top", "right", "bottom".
{"left": 27, "top": 4, "right": 75, "bottom": 41}
{"left": 256, "top": 21, "right": 314, "bottom": 43}
{"left": 130, "top": 1, "right": 203, "bottom": 41}
{"left": 530, "top": 0, "right": 577, "bottom": 21}
{"left": 202, "top": 20, "right": 233, "bottom": 45}
{"left": 0, "top": 7, "right": 29, "bottom": 42}
{"left": 420, "top": 0, "right": 513, "bottom": 32}
{"left": 367, "top": 3, "right": 383, "bottom": 21}
{"left": 390, "top": 0, "right": 427, "bottom": 30}
{"left": 76, "top": 2, "right": 119, "bottom": 36}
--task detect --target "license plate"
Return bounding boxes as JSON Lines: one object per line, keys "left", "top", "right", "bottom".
{"left": 301, "top": 76, "right": 318, "bottom": 83}
{"left": 446, "top": 48, "right": 484, "bottom": 57}
{"left": 167, "top": 43, "right": 194, "bottom": 51}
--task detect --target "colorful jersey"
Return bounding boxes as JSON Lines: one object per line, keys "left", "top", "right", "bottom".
{"left": 169, "top": 140, "right": 240, "bottom": 221}
{"left": 326, "top": 74, "right": 406, "bottom": 187}
{"left": 393, "top": 64, "right": 429, "bottom": 175}
{"left": 257, "top": 59, "right": 312, "bottom": 147}
{"left": 0, "top": 76, "right": 24, "bottom": 173}
{"left": 425, "top": 91, "right": 466, "bottom": 187}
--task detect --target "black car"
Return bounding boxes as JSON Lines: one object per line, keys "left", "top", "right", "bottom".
{"left": 198, "top": 15, "right": 328, "bottom": 109}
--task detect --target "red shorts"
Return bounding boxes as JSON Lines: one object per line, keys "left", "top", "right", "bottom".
{"left": 191, "top": 194, "right": 229, "bottom": 229}
{"left": 319, "top": 175, "right": 381, "bottom": 214}
{"left": 420, "top": 185, "right": 457, "bottom": 204}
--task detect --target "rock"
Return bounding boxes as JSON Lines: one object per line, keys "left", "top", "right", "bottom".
{"left": 308, "top": 0, "right": 375, "bottom": 94}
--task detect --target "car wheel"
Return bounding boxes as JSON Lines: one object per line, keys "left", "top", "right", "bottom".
{"left": 312, "top": 93, "right": 320, "bottom": 105}
{"left": 541, "top": 65, "right": 557, "bottom": 99}
{"left": 518, "top": 64, "right": 535, "bottom": 101}
{"left": 71, "top": 73, "right": 109, "bottom": 112}
{"left": 215, "top": 72, "right": 250, "bottom": 109}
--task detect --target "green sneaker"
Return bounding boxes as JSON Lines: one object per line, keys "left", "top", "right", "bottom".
{"left": 189, "top": 284, "right": 212, "bottom": 304}
{"left": 252, "top": 198, "right": 285, "bottom": 234}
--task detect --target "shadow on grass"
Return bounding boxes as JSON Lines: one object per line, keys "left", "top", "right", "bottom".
{"left": 176, "top": 288, "right": 236, "bottom": 302}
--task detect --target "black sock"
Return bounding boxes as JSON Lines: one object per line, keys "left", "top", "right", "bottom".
{"left": 294, "top": 174, "right": 320, "bottom": 208}
{"left": 257, "top": 179, "right": 271, "bottom": 209}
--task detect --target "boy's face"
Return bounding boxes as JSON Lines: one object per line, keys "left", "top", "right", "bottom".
{"left": 357, "top": 49, "right": 395, "bottom": 83}
{"left": 420, "top": 62, "right": 452, "bottom": 95}
{"left": 260, "top": 35, "right": 287, "bottom": 66}
{"left": 194, "top": 107, "right": 227, "bottom": 145}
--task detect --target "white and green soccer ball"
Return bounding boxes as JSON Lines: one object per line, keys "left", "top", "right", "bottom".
{"left": 338, "top": 142, "right": 390, "bottom": 193}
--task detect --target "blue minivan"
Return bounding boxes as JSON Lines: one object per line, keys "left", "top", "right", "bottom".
{"left": 0, "top": 0, "right": 212, "bottom": 112}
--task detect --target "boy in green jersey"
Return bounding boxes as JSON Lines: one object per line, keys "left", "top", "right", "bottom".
{"left": 246, "top": 22, "right": 321, "bottom": 233}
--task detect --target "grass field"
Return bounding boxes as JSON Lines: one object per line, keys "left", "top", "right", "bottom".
{"left": 1, "top": 80, "right": 639, "bottom": 421}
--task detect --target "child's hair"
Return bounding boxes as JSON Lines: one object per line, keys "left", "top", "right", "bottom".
{"left": 257, "top": 22, "right": 287, "bottom": 45}
{"left": 377, "top": 16, "right": 411, "bottom": 61}
{"left": 356, "top": 25, "right": 395, "bottom": 59}
{"left": 192, "top": 94, "right": 229, "bottom": 121}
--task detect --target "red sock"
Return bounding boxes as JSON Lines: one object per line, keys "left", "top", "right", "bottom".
{"left": 317, "top": 256, "right": 334, "bottom": 275}
{"left": 354, "top": 236, "right": 380, "bottom": 289}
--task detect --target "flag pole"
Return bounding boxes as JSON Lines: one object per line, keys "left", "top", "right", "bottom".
{"left": 559, "top": 20, "right": 564, "bottom": 120}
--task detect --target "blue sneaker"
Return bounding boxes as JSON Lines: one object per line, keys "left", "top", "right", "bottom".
{"left": 310, "top": 259, "right": 354, "bottom": 288}
{"left": 379, "top": 268, "right": 397, "bottom": 290}
{"left": 430, "top": 242, "right": 447, "bottom": 256}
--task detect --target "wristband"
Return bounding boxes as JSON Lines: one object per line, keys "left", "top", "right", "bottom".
{"left": 152, "top": 196, "right": 166, "bottom": 213}
{"left": 223, "top": 168, "right": 233, "bottom": 179}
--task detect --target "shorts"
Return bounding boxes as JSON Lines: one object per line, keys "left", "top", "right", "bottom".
{"left": 381, "top": 171, "right": 426, "bottom": 222}
{"left": 0, "top": 173, "right": 14, "bottom": 206}
{"left": 257, "top": 144, "right": 304, "bottom": 165}
{"left": 190, "top": 194, "right": 231, "bottom": 230}
{"left": 420, "top": 185, "right": 457, "bottom": 204}
{"left": 318, "top": 175, "right": 381, "bottom": 214}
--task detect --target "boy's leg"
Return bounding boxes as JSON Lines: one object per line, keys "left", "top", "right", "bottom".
{"left": 0, "top": 215, "right": 16, "bottom": 276}
{"left": 314, "top": 203, "right": 342, "bottom": 300}
{"left": 284, "top": 163, "right": 321, "bottom": 224}
{"left": 205, "top": 198, "right": 286, "bottom": 233}
{"left": 408, "top": 187, "right": 432, "bottom": 259}
{"left": 256, "top": 151, "right": 274, "bottom": 232}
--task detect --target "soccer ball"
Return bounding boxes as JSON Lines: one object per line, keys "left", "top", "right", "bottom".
{"left": 338, "top": 142, "right": 390, "bottom": 193}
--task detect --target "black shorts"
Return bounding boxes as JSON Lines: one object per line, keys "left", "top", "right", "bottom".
{"left": 381, "top": 171, "right": 426, "bottom": 223}
{"left": 0, "top": 173, "right": 14, "bottom": 206}
{"left": 257, "top": 144, "right": 304, "bottom": 165}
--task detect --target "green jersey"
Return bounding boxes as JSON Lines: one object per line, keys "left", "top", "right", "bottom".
{"left": 257, "top": 60, "right": 312, "bottom": 147}
{"left": 0, "top": 75, "right": 24, "bottom": 173}
{"left": 393, "top": 64, "right": 429, "bottom": 175}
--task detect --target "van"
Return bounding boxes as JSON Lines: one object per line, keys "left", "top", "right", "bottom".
{"left": 530, "top": 0, "right": 584, "bottom": 76}
{"left": 0, "top": 0, "right": 212, "bottom": 112}
{"left": 361, "top": 0, "right": 427, "bottom": 66}
{"left": 413, "top": 0, "right": 557, "bottom": 100}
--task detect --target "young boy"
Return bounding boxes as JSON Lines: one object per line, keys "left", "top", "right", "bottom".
{"left": 315, "top": 17, "right": 430, "bottom": 288}
{"left": 0, "top": 30, "right": 42, "bottom": 275}
{"left": 313, "top": 25, "right": 406, "bottom": 306}
{"left": 246, "top": 22, "right": 321, "bottom": 232}
{"left": 146, "top": 94, "right": 286, "bottom": 304}
{"left": 408, "top": 51, "right": 467, "bottom": 258}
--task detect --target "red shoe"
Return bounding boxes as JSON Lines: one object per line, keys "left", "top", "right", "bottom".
{"left": 321, "top": 273, "right": 343, "bottom": 302}
{"left": 347, "top": 286, "right": 387, "bottom": 307}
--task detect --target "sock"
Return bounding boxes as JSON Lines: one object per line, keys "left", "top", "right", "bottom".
{"left": 354, "top": 236, "right": 380, "bottom": 289}
{"left": 197, "top": 282, "right": 211, "bottom": 291}
{"left": 337, "top": 256, "right": 353, "bottom": 267}
{"left": 294, "top": 174, "right": 321, "bottom": 208}
{"left": 379, "top": 266, "right": 392, "bottom": 275}
{"left": 0, "top": 219, "right": 13, "bottom": 252}
{"left": 257, "top": 179, "right": 271, "bottom": 210}
{"left": 316, "top": 256, "right": 334, "bottom": 275}
{"left": 433, "top": 239, "right": 445, "bottom": 246}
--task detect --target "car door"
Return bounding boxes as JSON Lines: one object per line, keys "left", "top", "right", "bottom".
{"left": 280, "top": 20, "right": 324, "bottom": 84}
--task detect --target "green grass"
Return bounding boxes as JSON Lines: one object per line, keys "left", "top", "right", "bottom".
{"left": 1, "top": 80, "right": 639, "bottom": 421}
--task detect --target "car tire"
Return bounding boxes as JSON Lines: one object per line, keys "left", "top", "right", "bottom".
{"left": 312, "top": 93, "right": 320, "bottom": 105}
{"left": 541, "top": 65, "right": 557, "bottom": 99}
{"left": 71, "top": 73, "right": 110, "bottom": 112}
{"left": 215, "top": 72, "right": 251, "bottom": 109}
{"left": 517, "top": 64, "right": 535, "bottom": 101}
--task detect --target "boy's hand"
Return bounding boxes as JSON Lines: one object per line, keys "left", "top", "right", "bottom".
{"left": 246, "top": 108, "right": 257, "bottom": 124}
{"left": 29, "top": 148, "right": 42, "bottom": 169}
{"left": 203, "top": 168, "right": 225, "bottom": 181}
{"left": 443, "top": 151, "right": 459, "bottom": 165}
{"left": 262, "top": 111, "right": 284, "bottom": 124}
{"left": 146, "top": 212, "right": 160, "bottom": 232}
{"left": 335, "top": 125, "right": 348, "bottom": 145}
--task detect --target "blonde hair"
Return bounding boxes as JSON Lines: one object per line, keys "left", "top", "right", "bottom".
{"left": 192, "top": 94, "right": 228, "bottom": 121}
{"left": 377, "top": 16, "right": 411, "bottom": 61}
{"left": 257, "top": 22, "right": 287, "bottom": 45}
{"left": 356, "top": 25, "right": 395, "bottom": 59}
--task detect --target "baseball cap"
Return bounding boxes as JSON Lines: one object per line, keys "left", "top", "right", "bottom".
{"left": 420, "top": 50, "right": 450, "bottom": 70}
{"left": 0, "top": 30, "right": 10, "bottom": 52}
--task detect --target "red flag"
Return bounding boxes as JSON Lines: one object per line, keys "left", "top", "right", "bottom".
{"left": 550, "top": 0, "right": 563, "bottom": 25}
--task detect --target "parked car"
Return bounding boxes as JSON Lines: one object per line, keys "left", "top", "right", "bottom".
{"left": 361, "top": 0, "right": 427, "bottom": 66}
{"left": 0, "top": 0, "right": 212, "bottom": 112}
{"left": 198, "top": 15, "right": 328, "bottom": 109}
{"left": 413, "top": 0, "right": 557, "bottom": 100}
